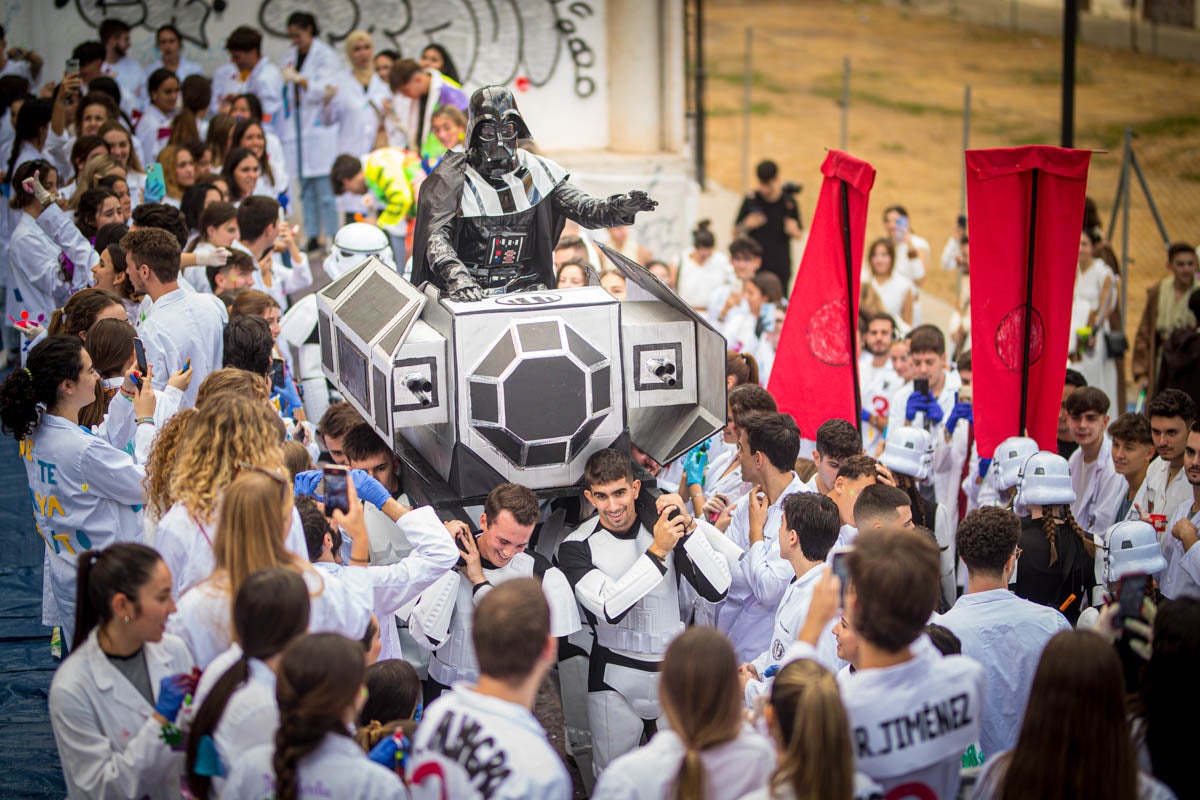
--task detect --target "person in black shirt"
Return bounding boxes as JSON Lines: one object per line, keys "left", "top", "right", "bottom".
{"left": 1058, "top": 369, "right": 1088, "bottom": 460}
{"left": 733, "top": 159, "right": 801, "bottom": 296}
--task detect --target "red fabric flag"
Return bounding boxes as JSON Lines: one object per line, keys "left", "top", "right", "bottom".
{"left": 966, "top": 146, "right": 1091, "bottom": 457}
{"left": 768, "top": 150, "right": 876, "bottom": 437}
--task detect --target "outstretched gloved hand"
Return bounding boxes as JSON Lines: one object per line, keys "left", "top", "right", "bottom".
{"left": 22, "top": 169, "right": 56, "bottom": 207}
{"left": 155, "top": 670, "right": 200, "bottom": 723}
{"left": 682, "top": 442, "right": 709, "bottom": 487}
{"left": 195, "top": 247, "right": 231, "bottom": 268}
{"left": 613, "top": 189, "right": 658, "bottom": 217}
{"left": 946, "top": 401, "right": 973, "bottom": 434}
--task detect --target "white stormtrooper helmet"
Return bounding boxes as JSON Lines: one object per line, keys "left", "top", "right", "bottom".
{"left": 325, "top": 222, "right": 395, "bottom": 279}
{"left": 1103, "top": 520, "right": 1168, "bottom": 585}
{"left": 993, "top": 436, "right": 1039, "bottom": 492}
{"left": 880, "top": 426, "right": 934, "bottom": 481}
{"left": 1015, "top": 451, "right": 1076, "bottom": 508}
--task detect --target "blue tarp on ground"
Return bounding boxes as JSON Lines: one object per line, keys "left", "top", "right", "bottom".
{"left": 0, "top": 422, "right": 66, "bottom": 798}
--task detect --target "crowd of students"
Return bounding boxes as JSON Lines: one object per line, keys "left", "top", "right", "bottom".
{"left": 0, "top": 13, "right": 1198, "bottom": 800}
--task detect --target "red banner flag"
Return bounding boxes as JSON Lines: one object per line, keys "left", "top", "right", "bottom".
{"left": 768, "top": 150, "right": 876, "bottom": 437}
{"left": 966, "top": 146, "right": 1091, "bottom": 457}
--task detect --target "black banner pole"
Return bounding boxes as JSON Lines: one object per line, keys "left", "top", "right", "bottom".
{"left": 1019, "top": 168, "right": 1040, "bottom": 436}
{"left": 841, "top": 178, "right": 862, "bottom": 433}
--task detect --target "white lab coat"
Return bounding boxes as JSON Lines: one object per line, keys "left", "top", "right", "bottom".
{"left": 1068, "top": 435, "right": 1126, "bottom": 538}
{"left": 264, "top": 248, "right": 313, "bottom": 310}
{"left": 147, "top": 56, "right": 204, "bottom": 82}
{"left": 715, "top": 472, "right": 808, "bottom": 663}
{"left": 169, "top": 563, "right": 373, "bottom": 668}
{"left": 1131, "top": 457, "right": 1192, "bottom": 538}
{"left": 743, "top": 564, "right": 839, "bottom": 706}
{"left": 408, "top": 684, "right": 570, "bottom": 799}
{"left": 136, "top": 287, "right": 225, "bottom": 407}
{"left": 211, "top": 57, "right": 285, "bottom": 135}
{"left": 136, "top": 103, "right": 175, "bottom": 164}
{"left": 255, "top": 130, "right": 291, "bottom": 200}
{"left": 153, "top": 503, "right": 313, "bottom": 599}
{"left": 314, "top": 505, "right": 459, "bottom": 661}
{"left": 1160, "top": 501, "right": 1200, "bottom": 600}
{"left": 279, "top": 39, "right": 343, "bottom": 179}
{"left": 48, "top": 629, "right": 193, "bottom": 800}
{"left": 101, "top": 56, "right": 147, "bottom": 115}
{"left": 935, "top": 588, "right": 1070, "bottom": 759}
{"left": 593, "top": 726, "right": 776, "bottom": 800}
{"left": 336, "top": 69, "right": 391, "bottom": 160}
{"left": 224, "top": 732, "right": 404, "bottom": 799}
{"left": 21, "top": 413, "right": 154, "bottom": 640}
{"left": 201, "top": 654, "right": 279, "bottom": 795}
{"left": 7, "top": 204, "right": 93, "bottom": 328}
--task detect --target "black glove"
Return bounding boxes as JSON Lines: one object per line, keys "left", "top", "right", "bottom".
{"left": 443, "top": 265, "right": 484, "bottom": 302}
{"left": 613, "top": 190, "right": 658, "bottom": 216}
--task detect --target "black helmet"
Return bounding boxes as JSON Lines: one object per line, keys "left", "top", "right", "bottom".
{"left": 465, "top": 86, "right": 532, "bottom": 148}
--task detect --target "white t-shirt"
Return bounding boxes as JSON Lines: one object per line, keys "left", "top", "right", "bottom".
{"left": 675, "top": 248, "right": 733, "bottom": 309}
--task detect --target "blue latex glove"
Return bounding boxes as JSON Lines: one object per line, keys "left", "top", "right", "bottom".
{"left": 946, "top": 401, "right": 973, "bottom": 434}
{"left": 904, "top": 391, "right": 929, "bottom": 424}
{"left": 682, "top": 442, "right": 709, "bottom": 487}
{"left": 978, "top": 457, "right": 993, "bottom": 480}
{"left": 349, "top": 469, "right": 392, "bottom": 509}
{"left": 861, "top": 407, "right": 872, "bottom": 423}
{"left": 155, "top": 672, "right": 197, "bottom": 723}
{"left": 367, "top": 730, "right": 409, "bottom": 773}
{"left": 294, "top": 469, "right": 322, "bottom": 498}
{"left": 924, "top": 396, "right": 945, "bottom": 425}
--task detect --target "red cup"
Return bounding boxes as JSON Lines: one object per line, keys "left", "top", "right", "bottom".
{"left": 1149, "top": 514, "right": 1168, "bottom": 535}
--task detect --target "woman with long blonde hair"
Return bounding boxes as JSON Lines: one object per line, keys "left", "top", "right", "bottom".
{"left": 153, "top": 393, "right": 302, "bottom": 598}
{"left": 593, "top": 628, "right": 775, "bottom": 799}
{"left": 744, "top": 659, "right": 881, "bottom": 800}
{"left": 167, "top": 470, "right": 373, "bottom": 668}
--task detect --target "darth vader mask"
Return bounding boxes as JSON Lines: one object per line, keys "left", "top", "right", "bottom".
{"left": 465, "top": 86, "right": 532, "bottom": 179}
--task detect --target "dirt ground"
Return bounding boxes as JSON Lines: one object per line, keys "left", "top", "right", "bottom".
{"left": 702, "top": 0, "right": 1200, "bottom": 370}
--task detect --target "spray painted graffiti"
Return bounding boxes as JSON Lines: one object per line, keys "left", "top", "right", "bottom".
{"left": 257, "top": 0, "right": 598, "bottom": 97}
{"left": 56, "top": 0, "right": 218, "bottom": 48}
{"left": 56, "top": 0, "right": 599, "bottom": 97}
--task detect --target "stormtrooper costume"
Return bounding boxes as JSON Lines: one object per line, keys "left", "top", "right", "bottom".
{"left": 276, "top": 223, "right": 397, "bottom": 422}
{"left": 556, "top": 512, "right": 731, "bottom": 773}
{"left": 408, "top": 545, "right": 580, "bottom": 694}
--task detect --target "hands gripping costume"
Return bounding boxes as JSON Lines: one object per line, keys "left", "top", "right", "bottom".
{"left": 410, "top": 86, "right": 657, "bottom": 300}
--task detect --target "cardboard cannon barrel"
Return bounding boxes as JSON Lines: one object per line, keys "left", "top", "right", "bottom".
{"left": 316, "top": 245, "right": 726, "bottom": 503}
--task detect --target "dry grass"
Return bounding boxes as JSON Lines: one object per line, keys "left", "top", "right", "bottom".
{"left": 703, "top": 0, "right": 1200, "bottom": 340}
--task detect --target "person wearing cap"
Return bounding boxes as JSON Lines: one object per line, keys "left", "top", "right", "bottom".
{"left": 935, "top": 507, "right": 1071, "bottom": 760}
{"left": 1011, "top": 451, "right": 1096, "bottom": 624}
{"left": 1160, "top": 421, "right": 1200, "bottom": 601}
{"left": 879, "top": 426, "right": 956, "bottom": 606}
{"left": 1078, "top": 520, "right": 1168, "bottom": 627}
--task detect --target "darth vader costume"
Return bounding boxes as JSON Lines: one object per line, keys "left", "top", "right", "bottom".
{"left": 410, "top": 86, "right": 657, "bottom": 301}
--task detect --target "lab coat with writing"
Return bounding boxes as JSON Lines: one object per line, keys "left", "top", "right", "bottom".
{"left": 935, "top": 588, "right": 1070, "bottom": 759}
{"left": 224, "top": 732, "right": 403, "bottom": 798}
{"left": 408, "top": 685, "right": 570, "bottom": 800}
{"left": 48, "top": 629, "right": 193, "bottom": 800}
{"left": 280, "top": 39, "right": 343, "bottom": 179}
{"left": 22, "top": 414, "right": 154, "bottom": 639}
{"left": 136, "top": 103, "right": 175, "bottom": 164}
{"left": 716, "top": 472, "right": 808, "bottom": 662}
{"left": 136, "top": 287, "right": 225, "bottom": 407}
{"left": 782, "top": 637, "right": 984, "bottom": 800}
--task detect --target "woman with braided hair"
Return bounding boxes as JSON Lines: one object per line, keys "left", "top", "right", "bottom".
{"left": 222, "top": 633, "right": 403, "bottom": 799}
{"left": 183, "top": 567, "right": 311, "bottom": 799}
{"left": 1012, "top": 451, "right": 1097, "bottom": 624}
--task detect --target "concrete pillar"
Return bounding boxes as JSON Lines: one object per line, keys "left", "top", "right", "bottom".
{"left": 607, "top": 0, "right": 664, "bottom": 153}
{"left": 659, "top": 0, "right": 687, "bottom": 153}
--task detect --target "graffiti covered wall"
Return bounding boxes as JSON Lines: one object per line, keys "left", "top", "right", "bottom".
{"left": 5, "top": 0, "right": 609, "bottom": 150}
